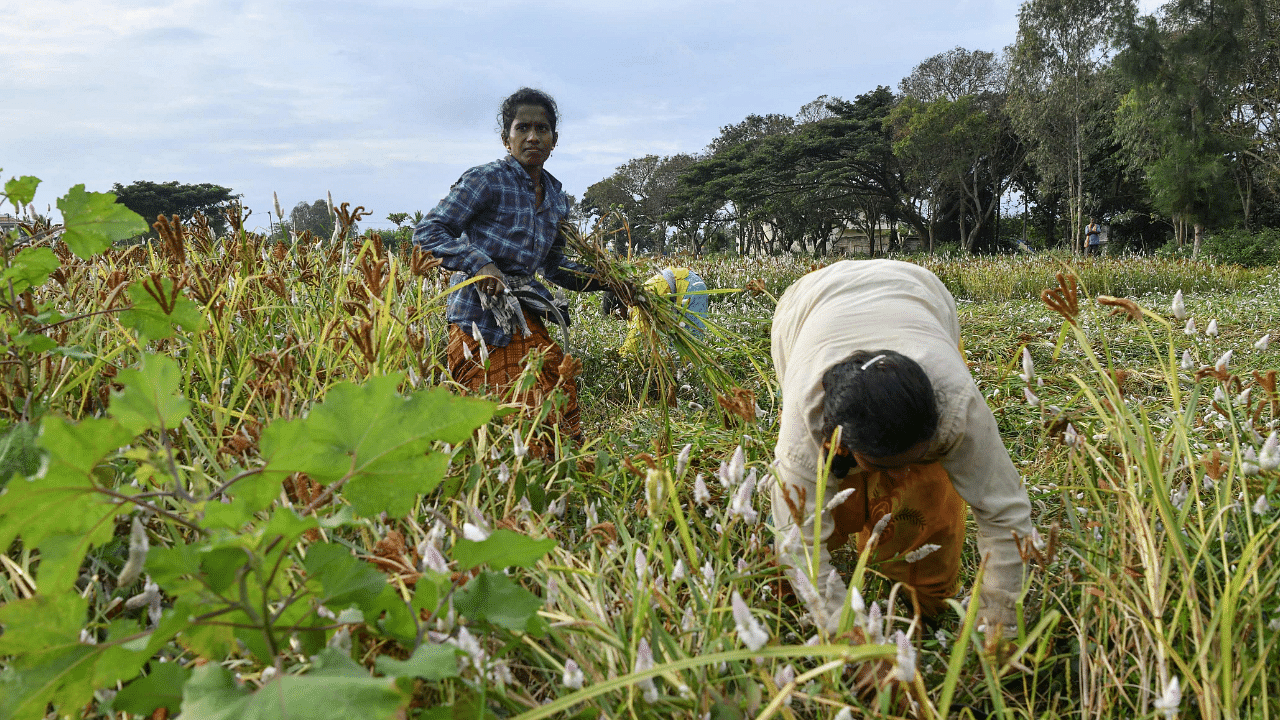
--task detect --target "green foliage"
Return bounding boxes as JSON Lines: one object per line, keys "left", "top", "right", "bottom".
{"left": 120, "top": 276, "right": 207, "bottom": 340}
{"left": 1199, "top": 227, "right": 1280, "bottom": 267}
{"left": 110, "top": 180, "right": 238, "bottom": 236}
{"left": 56, "top": 184, "right": 150, "bottom": 259}
{"left": 180, "top": 664, "right": 408, "bottom": 720}
{"left": 0, "top": 247, "right": 58, "bottom": 297}
{"left": 453, "top": 528, "right": 556, "bottom": 570}
{"left": 4, "top": 176, "right": 40, "bottom": 209}
{"left": 289, "top": 199, "right": 337, "bottom": 240}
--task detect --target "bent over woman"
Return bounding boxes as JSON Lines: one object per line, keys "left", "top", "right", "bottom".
{"left": 770, "top": 259, "right": 1034, "bottom": 629}
{"left": 414, "top": 88, "right": 603, "bottom": 444}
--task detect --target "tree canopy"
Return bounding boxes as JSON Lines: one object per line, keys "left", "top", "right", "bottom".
{"left": 110, "top": 180, "right": 239, "bottom": 237}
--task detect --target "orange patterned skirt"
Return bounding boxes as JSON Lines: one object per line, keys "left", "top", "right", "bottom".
{"left": 828, "top": 461, "right": 967, "bottom": 616}
{"left": 446, "top": 310, "right": 582, "bottom": 445}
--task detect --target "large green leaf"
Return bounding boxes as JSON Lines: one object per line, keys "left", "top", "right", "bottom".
{"left": 0, "top": 247, "right": 59, "bottom": 295}
{"left": 0, "top": 594, "right": 174, "bottom": 720}
{"left": 303, "top": 543, "right": 387, "bottom": 613}
{"left": 112, "top": 661, "right": 191, "bottom": 715}
{"left": 374, "top": 644, "right": 460, "bottom": 681}
{"left": 56, "top": 184, "right": 148, "bottom": 259}
{"left": 453, "top": 571, "right": 544, "bottom": 633}
{"left": 0, "top": 420, "right": 42, "bottom": 491}
{"left": 452, "top": 529, "right": 557, "bottom": 570}
{"left": 110, "top": 353, "right": 192, "bottom": 434}
{"left": 260, "top": 377, "right": 494, "bottom": 517}
{"left": 180, "top": 664, "right": 408, "bottom": 720}
{"left": 0, "top": 416, "right": 134, "bottom": 590}
{"left": 5, "top": 175, "right": 40, "bottom": 207}
{"left": 120, "top": 277, "right": 206, "bottom": 340}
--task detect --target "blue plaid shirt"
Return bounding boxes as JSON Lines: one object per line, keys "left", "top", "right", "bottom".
{"left": 413, "top": 155, "right": 598, "bottom": 347}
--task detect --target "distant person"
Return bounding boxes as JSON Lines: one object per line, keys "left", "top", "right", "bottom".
{"left": 414, "top": 88, "right": 610, "bottom": 444}
{"left": 604, "top": 267, "right": 709, "bottom": 358}
{"left": 770, "top": 259, "right": 1033, "bottom": 630}
{"left": 1085, "top": 218, "right": 1102, "bottom": 256}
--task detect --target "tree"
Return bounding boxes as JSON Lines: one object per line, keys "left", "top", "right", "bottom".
{"left": 1116, "top": 0, "right": 1277, "bottom": 252}
{"left": 111, "top": 180, "right": 239, "bottom": 237}
{"left": 899, "top": 47, "right": 1008, "bottom": 102}
{"left": 1009, "top": 0, "right": 1136, "bottom": 251}
{"left": 582, "top": 154, "right": 696, "bottom": 254}
{"left": 289, "top": 200, "right": 337, "bottom": 241}
{"left": 891, "top": 94, "right": 1025, "bottom": 252}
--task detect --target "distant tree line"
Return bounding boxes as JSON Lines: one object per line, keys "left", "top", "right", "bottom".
{"left": 583, "top": 0, "right": 1280, "bottom": 258}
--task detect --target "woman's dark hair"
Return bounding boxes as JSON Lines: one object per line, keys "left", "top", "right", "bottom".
{"left": 498, "top": 88, "right": 559, "bottom": 141}
{"left": 820, "top": 349, "right": 939, "bottom": 459}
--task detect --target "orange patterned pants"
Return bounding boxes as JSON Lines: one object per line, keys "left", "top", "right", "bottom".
{"left": 828, "top": 461, "right": 967, "bottom": 616}
{"left": 446, "top": 311, "right": 582, "bottom": 444}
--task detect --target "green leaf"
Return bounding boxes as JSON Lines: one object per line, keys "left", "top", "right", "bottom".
{"left": 180, "top": 664, "right": 408, "bottom": 720}
{"left": 0, "top": 247, "right": 59, "bottom": 295}
{"left": 260, "top": 378, "right": 494, "bottom": 517}
{"left": 5, "top": 175, "right": 40, "bottom": 207}
{"left": 11, "top": 332, "right": 57, "bottom": 353}
{"left": 308, "top": 647, "right": 368, "bottom": 678}
{"left": 112, "top": 661, "right": 191, "bottom": 715}
{"left": 120, "top": 278, "right": 206, "bottom": 340}
{"left": 56, "top": 184, "right": 148, "bottom": 259}
{"left": 0, "top": 421, "right": 42, "bottom": 491}
{"left": 453, "top": 571, "right": 544, "bottom": 633}
{"left": 452, "top": 529, "right": 557, "bottom": 570}
{"left": 109, "top": 353, "right": 192, "bottom": 434}
{"left": 374, "top": 644, "right": 460, "bottom": 681}
{"left": 0, "top": 593, "right": 174, "bottom": 720}
{"left": 303, "top": 543, "right": 387, "bottom": 613}
{"left": 0, "top": 417, "right": 134, "bottom": 580}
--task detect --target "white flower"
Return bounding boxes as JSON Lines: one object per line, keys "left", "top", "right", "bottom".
{"left": 1152, "top": 676, "right": 1181, "bottom": 718}
{"left": 1214, "top": 386, "right": 1228, "bottom": 405}
{"left": 512, "top": 428, "right": 527, "bottom": 459}
{"left": 1260, "top": 432, "right": 1279, "bottom": 471}
{"left": 779, "top": 525, "right": 804, "bottom": 559}
{"left": 726, "top": 445, "right": 745, "bottom": 487}
{"left": 1019, "top": 346, "right": 1035, "bottom": 384}
{"left": 701, "top": 560, "right": 715, "bottom": 587}
{"left": 547, "top": 496, "right": 566, "bottom": 518}
{"left": 1171, "top": 480, "right": 1189, "bottom": 510}
{"left": 461, "top": 341, "right": 473, "bottom": 361}
{"left": 1171, "top": 290, "right": 1186, "bottom": 321}
{"left": 822, "top": 487, "right": 856, "bottom": 512}
{"left": 1180, "top": 350, "right": 1196, "bottom": 372}
{"left": 1024, "top": 387, "right": 1041, "bottom": 407}
{"left": 671, "top": 558, "right": 686, "bottom": 584}
{"left": 418, "top": 541, "right": 449, "bottom": 574}
{"left": 835, "top": 709, "right": 855, "bottom": 720}
{"left": 634, "top": 638, "right": 658, "bottom": 702}
{"left": 870, "top": 513, "right": 893, "bottom": 541}
{"left": 731, "top": 590, "right": 770, "bottom": 651}
{"left": 1185, "top": 319, "right": 1197, "bottom": 336}
{"left": 904, "top": 544, "right": 942, "bottom": 563}
{"left": 866, "top": 602, "right": 884, "bottom": 644}
{"left": 635, "top": 548, "right": 648, "bottom": 582}
{"left": 892, "top": 631, "right": 916, "bottom": 682}
{"left": 462, "top": 523, "right": 490, "bottom": 542}
{"left": 1216, "top": 349, "right": 1233, "bottom": 373}
{"left": 1255, "top": 334, "right": 1271, "bottom": 352}
{"left": 693, "top": 473, "right": 710, "bottom": 505}
{"left": 773, "top": 664, "right": 796, "bottom": 706}
{"left": 727, "top": 471, "right": 758, "bottom": 524}
{"left": 260, "top": 666, "right": 278, "bottom": 684}
{"left": 934, "top": 628, "right": 949, "bottom": 650}
{"left": 675, "top": 444, "right": 692, "bottom": 478}
{"left": 681, "top": 606, "right": 697, "bottom": 632}
{"left": 562, "top": 659, "right": 585, "bottom": 690}
{"left": 1253, "top": 494, "right": 1272, "bottom": 515}
{"left": 849, "top": 584, "right": 866, "bottom": 622}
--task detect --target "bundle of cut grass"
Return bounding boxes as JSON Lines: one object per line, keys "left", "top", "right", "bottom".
{"left": 558, "top": 217, "right": 758, "bottom": 426}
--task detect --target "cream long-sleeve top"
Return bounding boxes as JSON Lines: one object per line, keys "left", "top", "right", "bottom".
{"left": 769, "top": 259, "right": 1033, "bottom": 628}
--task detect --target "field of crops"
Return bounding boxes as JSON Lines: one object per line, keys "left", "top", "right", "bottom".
{"left": 1, "top": 182, "right": 1279, "bottom": 720}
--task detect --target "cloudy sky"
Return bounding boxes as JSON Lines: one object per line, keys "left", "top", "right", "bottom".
{"left": 4, "top": 0, "right": 1161, "bottom": 232}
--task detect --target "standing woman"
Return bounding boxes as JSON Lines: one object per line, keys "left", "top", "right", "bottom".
{"left": 414, "top": 88, "right": 603, "bottom": 444}
{"left": 770, "top": 259, "right": 1034, "bottom": 630}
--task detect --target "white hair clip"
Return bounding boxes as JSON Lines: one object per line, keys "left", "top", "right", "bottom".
{"left": 860, "top": 354, "right": 887, "bottom": 371}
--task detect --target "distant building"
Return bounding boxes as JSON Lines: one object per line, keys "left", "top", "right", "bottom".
{"left": 0, "top": 214, "right": 20, "bottom": 238}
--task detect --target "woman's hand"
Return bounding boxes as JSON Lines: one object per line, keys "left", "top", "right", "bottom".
{"left": 476, "top": 263, "right": 506, "bottom": 297}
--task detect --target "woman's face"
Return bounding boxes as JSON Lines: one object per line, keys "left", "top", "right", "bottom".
{"left": 852, "top": 439, "right": 929, "bottom": 481}
{"left": 504, "top": 104, "right": 557, "bottom": 174}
